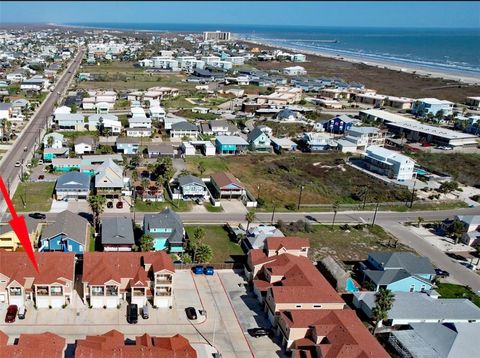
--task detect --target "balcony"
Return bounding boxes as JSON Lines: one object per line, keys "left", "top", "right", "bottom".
{"left": 155, "top": 289, "right": 171, "bottom": 296}
{"left": 156, "top": 276, "right": 172, "bottom": 285}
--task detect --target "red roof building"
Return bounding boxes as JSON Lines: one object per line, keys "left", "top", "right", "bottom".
{"left": 278, "top": 310, "right": 389, "bottom": 357}
{"left": 82, "top": 252, "right": 175, "bottom": 308}
{"left": 75, "top": 330, "right": 197, "bottom": 358}
{"left": 0, "top": 331, "right": 66, "bottom": 358}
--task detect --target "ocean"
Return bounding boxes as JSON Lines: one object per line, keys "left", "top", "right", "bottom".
{"left": 66, "top": 23, "right": 480, "bottom": 77}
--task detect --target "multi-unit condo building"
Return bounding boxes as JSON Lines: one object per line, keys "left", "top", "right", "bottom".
{"left": 82, "top": 252, "right": 174, "bottom": 308}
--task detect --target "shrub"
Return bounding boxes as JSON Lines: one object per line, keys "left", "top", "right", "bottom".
{"left": 285, "top": 203, "right": 297, "bottom": 211}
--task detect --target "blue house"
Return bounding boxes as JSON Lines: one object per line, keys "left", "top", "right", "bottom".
{"left": 412, "top": 98, "right": 454, "bottom": 116}
{"left": 39, "top": 210, "right": 90, "bottom": 254}
{"left": 215, "top": 135, "right": 249, "bottom": 155}
{"left": 43, "top": 147, "right": 69, "bottom": 161}
{"left": 322, "top": 114, "right": 359, "bottom": 134}
{"left": 116, "top": 137, "right": 140, "bottom": 155}
{"left": 358, "top": 252, "right": 435, "bottom": 292}
{"left": 247, "top": 127, "right": 272, "bottom": 152}
{"left": 143, "top": 208, "right": 185, "bottom": 253}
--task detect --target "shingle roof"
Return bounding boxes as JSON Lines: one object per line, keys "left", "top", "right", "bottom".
{"left": 177, "top": 175, "right": 205, "bottom": 188}
{"left": 101, "top": 217, "right": 135, "bottom": 246}
{"left": 171, "top": 121, "right": 198, "bottom": 131}
{"left": 55, "top": 171, "right": 91, "bottom": 191}
{"left": 210, "top": 171, "right": 244, "bottom": 189}
{"left": 369, "top": 252, "right": 435, "bottom": 275}
{"left": 41, "top": 210, "right": 89, "bottom": 246}
{"left": 247, "top": 127, "right": 266, "bottom": 142}
{"left": 143, "top": 208, "right": 184, "bottom": 245}
{"left": 0, "top": 332, "right": 66, "bottom": 358}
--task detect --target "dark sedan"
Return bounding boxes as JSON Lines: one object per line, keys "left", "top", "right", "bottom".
{"left": 5, "top": 305, "right": 18, "bottom": 323}
{"left": 29, "top": 212, "right": 46, "bottom": 220}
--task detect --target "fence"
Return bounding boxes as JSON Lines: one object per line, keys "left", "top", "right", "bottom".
{"left": 174, "top": 262, "right": 245, "bottom": 270}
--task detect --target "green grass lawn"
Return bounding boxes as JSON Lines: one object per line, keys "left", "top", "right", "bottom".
{"left": 132, "top": 199, "right": 192, "bottom": 212}
{"left": 12, "top": 182, "right": 54, "bottom": 212}
{"left": 186, "top": 156, "right": 229, "bottom": 174}
{"left": 185, "top": 225, "right": 243, "bottom": 263}
{"left": 162, "top": 96, "right": 195, "bottom": 109}
{"left": 436, "top": 283, "right": 480, "bottom": 308}
{"left": 284, "top": 224, "right": 412, "bottom": 262}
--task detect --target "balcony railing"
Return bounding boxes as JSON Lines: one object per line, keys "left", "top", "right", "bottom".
{"left": 156, "top": 277, "right": 172, "bottom": 284}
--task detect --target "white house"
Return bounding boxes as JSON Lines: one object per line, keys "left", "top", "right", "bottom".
{"left": 43, "top": 132, "right": 64, "bottom": 149}
{"left": 128, "top": 115, "right": 152, "bottom": 129}
{"left": 283, "top": 66, "right": 307, "bottom": 76}
{"left": 88, "top": 114, "right": 121, "bottom": 134}
{"left": 363, "top": 145, "right": 415, "bottom": 181}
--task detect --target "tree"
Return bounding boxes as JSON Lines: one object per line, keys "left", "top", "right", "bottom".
{"left": 245, "top": 210, "right": 256, "bottom": 232}
{"left": 139, "top": 234, "right": 154, "bottom": 252}
{"left": 47, "top": 135, "right": 54, "bottom": 148}
{"left": 331, "top": 200, "right": 340, "bottom": 228}
{"left": 71, "top": 103, "right": 77, "bottom": 113}
{"left": 417, "top": 216, "right": 424, "bottom": 228}
{"left": 439, "top": 181, "right": 459, "bottom": 194}
{"left": 88, "top": 195, "right": 106, "bottom": 229}
{"left": 372, "top": 288, "right": 395, "bottom": 335}
{"left": 141, "top": 178, "right": 150, "bottom": 191}
{"left": 198, "top": 161, "right": 206, "bottom": 176}
{"left": 96, "top": 116, "right": 105, "bottom": 136}
{"left": 131, "top": 170, "right": 139, "bottom": 182}
{"left": 448, "top": 219, "right": 466, "bottom": 244}
{"left": 189, "top": 227, "right": 205, "bottom": 262}
{"left": 196, "top": 243, "right": 213, "bottom": 263}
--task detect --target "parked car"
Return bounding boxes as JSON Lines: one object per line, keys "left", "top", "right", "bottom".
{"left": 127, "top": 304, "right": 138, "bottom": 324}
{"left": 107, "top": 201, "right": 114, "bottom": 209}
{"left": 204, "top": 266, "right": 214, "bottom": 275}
{"left": 193, "top": 265, "right": 204, "bottom": 275}
{"left": 18, "top": 306, "right": 26, "bottom": 320}
{"left": 14, "top": 161, "right": 21, "bottom": 167}
{"left": 248, "top": 328, "right": 273, "bottom": 338}
{"left": 38, "top": 160, "right": 44, "bottom": 165}
{"left": 458, "top": 261, "right": 476, "bottom": 271}
{"left": 116, "top": 201, "right": 123, "bottom": 209}
{"left": 29, "top": 212, "right": 46, "bottom": 220}
{"left": 185, "top": 307, "right": 197, "bottom": 320}
{"left": 5, "top": 305, "right": 18, "bottom": 323}
{"left": 141, "top": 304, "right": 149, "bottom": 319}
{"left": 435, "top": 268, "right": 450, "bottom": 278}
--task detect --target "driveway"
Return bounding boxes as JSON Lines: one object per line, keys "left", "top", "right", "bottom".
{"left": 221, "top": 199, "right": 248, "bottom": 215}
{"left": 173, "top": 157, "right": 187, "bottom": 177}
{"left": 218, "top": 270, "right": 287, "bottom": 358}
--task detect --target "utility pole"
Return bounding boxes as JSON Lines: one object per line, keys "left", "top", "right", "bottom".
{"left": 410, "top": 174, "right": 417, "bottom": 208}
{"left": 271, "top": 202, "right": 276, "bottom": 225}
{"left": 371, "top": 201, "right": 379, "bottom": 227}
{"left": 297, "top": 185, "right": 305, "bottom": 210}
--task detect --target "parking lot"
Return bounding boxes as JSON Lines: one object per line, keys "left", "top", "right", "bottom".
{"left": 0, "top": 270, "right": 255, "bottom": 358}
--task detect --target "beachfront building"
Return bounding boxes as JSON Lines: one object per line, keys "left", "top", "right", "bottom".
{"left": 203, "top": 31, "right": 231, "bottom": 41}
{"left": 466, "top": 96, "right": 480, "bottom": 110}
{"left": 411, "top": 98, "right": 454, "bottom": 116}
{"left": 363, "top": 146, "right": 415, "bottom": 181}
{"left": 283, "top": 66, "right": 307, "bottom": 76}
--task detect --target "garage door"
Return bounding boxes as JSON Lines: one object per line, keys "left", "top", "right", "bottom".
{"left": 0, "top": 293, "right": 5, "bottom": 303}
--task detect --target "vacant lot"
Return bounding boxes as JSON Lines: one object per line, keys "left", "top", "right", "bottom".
{"left": 412, "top": 152, "right": 480, "bottom": 187}
{"left": 436, "top": 283, "right": 480, "bottom": 308}
{"left": 186, "top": 153, "right": 411, "bottom": 209}
{"left": 280, "top": 223, "right": 412, "bottom": 262}
{"left": 185, "top": 225, "right": 243, "bottom": 263}
{"left": 13, "top": 182, "right": 54, "bottom": 212}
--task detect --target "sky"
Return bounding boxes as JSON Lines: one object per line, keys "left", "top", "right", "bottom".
{"left": 0, "top": 1, "right": 479, "bottom": 29}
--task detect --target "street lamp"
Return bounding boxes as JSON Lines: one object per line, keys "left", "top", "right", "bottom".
{"left": 297, "top": 185, "right": 305, "bottom": 210}
{"left": 257, "top": 184, "right": 261, "bottom": 201}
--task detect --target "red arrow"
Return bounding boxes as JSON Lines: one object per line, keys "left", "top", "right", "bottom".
{"left": 0, "top": 176, "right": 39, "bottom": 272}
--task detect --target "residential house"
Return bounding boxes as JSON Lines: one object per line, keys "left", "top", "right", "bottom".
{"left": 251, "top": 253, "right": 345, "bottom": 324}
{"left": 74, "top": 136, "right": 96, "bottom": 155}
{"left": 0, "top": 331, "right": 66, "bottom": 358}
{"left": 39, "top": 210, "right": 90, "bottom": 254}
{"left": 363, "top": 146, "right": 415, "bottom": 181}
{"left": 55, "top": 171, "right": 91, "bottom": 200}
{"left": 358, "top": 252, "right": 435, "bottom": 292}
{"left": 412, "top": 98, "right": 454, "bottom": 116}
{"left": 274, "top": 109, "right": 302, "bottom": 122}
{"left": 101, "top": 217, "right": 135, "bottom": 252}
{"left": 210, "top": 171, "right": 246, "bottom": 198}
{"left": 128, "top": 115, "right": 152, "bottom": 129}
{"left": 322, "top": 114, "right": 359, "bottom": 134}
{"left": 170, "top": 121, "right": 199, "bottom": 139}
{"left": 55, "top": 113, "right": 85, "bottom": 131}
{"left": 164, "top": 116, "right": 187, "bottom": 130}
{"left": 353, "top": 291, "right": 480, "bottom": 327}
{"left": 150, "top": 105, "right": 166, "bottom": 120}
{"left": 82, "top": 252, "right": 174, "bottom": 308}
{"left": 87, "top": 114, "right": 121, "bottom": 134}
{"left": 215, "top": 135, "right": 249, "bottom": 154}
{"left": 51, "top": 158, "right": 82, "bottom": 172}
{"left": 143, "top": 208, "right": 185, "bottom": 253}
{"left": 384, "top": 95, "right": 414, "bottom": 110}
{"left": 242, "top": 225, "right": 285, "bottom": 253}
{"left": 342, "top": 126, "right": 386, "bottom": 151}
{"left": 43, "top": 132, "right": 64, "bottom": 149}
{"left": 283, "top": 66, "right": 307, "bottom": 76}
{"left": 94, "top": 159, "right": 128, "bottom": 198}
{"left": 116, "top": 137, "right": 140, "bottom": 155}
{"left": 247, "top": 127, "right": 272, "bottom": 152}
{"left": 201, "top": 119, "right": 231, "bottom": 136}
{"left": 75, "top": 330, "right": 196, "bottom": 357}
{"left": 146, "top": 143, "right": 175, "bottom": 158}
{"left": 278, "top": 310, "right": 389, "bottom": 357}
{"left": 43, "top": 147, "right": 69, "bottom": 161}
{"left": 0, "top": 217, "right": 42, "bottom": 252}
{"left": 389, "top": 322, "right": 480, "bottom": 358}
{"left": 270, "top": 137, "right": 298, "bottom": 153}
{"left": 0, "top": 103, "right": 12, "bottom": 121}
{"left": 0, "top": 251, "right": 75, "bottom": 308}
{"left": 466, "top": 96, "right": 480, "bottom": 110}
{"left": 455, "top": 215, "right": 480, "bottom": 247}
{"left": 176, "top": 175, "right": 209, "bottom": 201}
{"left": 301, "top": 132, "right": 336, "bottom": 152}
{"left": 126, "top": 127, "right": 153, "bottom": 137}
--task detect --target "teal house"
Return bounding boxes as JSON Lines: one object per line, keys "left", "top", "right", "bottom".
{"left": 359, "top": 252, "right": 436, "bottom": 293}
{"left": 51, "top": 158, "right": 82, "bottom": 172}
{"left": 247, "top": 127, "right": 272, "bottom": 152}
{"left": 143, "top": 208, "right": 185, "bottom": 253}
{"left": 215, "top": 135, "right": 249, "bottom": 155}
{"left": 43, "top": 147, "right": 69, "bottom": 161}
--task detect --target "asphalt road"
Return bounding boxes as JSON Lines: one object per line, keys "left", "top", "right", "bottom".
{"left": 0, "top": 48, "right": 84, "bottom": 213}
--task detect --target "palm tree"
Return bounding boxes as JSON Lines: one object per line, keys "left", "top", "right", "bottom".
{"left": 417, "top": 216, "right": 424, "bottom": 228}
{"left": 245, "top": 210, "right": 256, "bottom": 232}
{"left": 88, "top": 195, "right": 106, "bottom": 230}
{"left": 47, "top": 135, "right": 54, "bottom": 148}
{"left": 198, "top": 162, "right": 206, "bottom": 176}
{"left": 372, "top": 288, "right": 395, "bottom": 335}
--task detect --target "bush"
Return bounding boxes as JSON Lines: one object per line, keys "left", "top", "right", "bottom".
{"left": 285, "top": 202, "right": 297, "bottom": 211}
{"left": 256, "top": 197, "right": 265, "bottom": 208}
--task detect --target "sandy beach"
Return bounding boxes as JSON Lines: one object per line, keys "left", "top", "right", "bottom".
{"left": 240, "top": 38, "right": 480, "bottom": 86}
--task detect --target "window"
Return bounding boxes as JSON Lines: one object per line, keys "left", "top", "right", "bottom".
{"left": 409, "top": 284, "right": 415, "bottom": 292}
{"left": 106, "top": 285, "right": 118, "bottom": 296}
{"left": 91, "top": 286, "right": 105, "bottom": 296}
{"left": 9, "top": 287, "right": 22, "bottom": 296}
{"left": 50, "top": 286, "right": 63, "bottom": 296}
{"left": 313, "top": 304, "right": 322, "bottom": 308}
{"left": 36, "top": 286, "right": 49, "bottom": 296}
{"left": 295, "top": 304, "right": 302, "bottom": 308}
